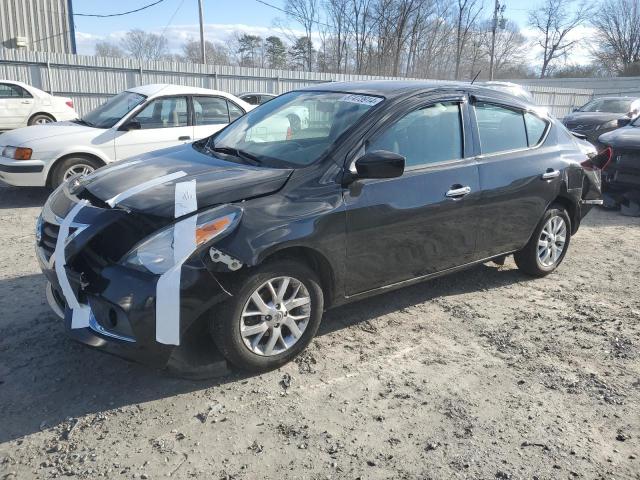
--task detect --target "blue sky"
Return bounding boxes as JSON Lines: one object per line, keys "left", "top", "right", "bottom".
{"left": 70, "top": 0, "right": 591, "bottom": 64}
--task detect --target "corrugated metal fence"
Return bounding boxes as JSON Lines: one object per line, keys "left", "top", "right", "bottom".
{"left": 0, "top": 49, "right": 593, "bottom": 117}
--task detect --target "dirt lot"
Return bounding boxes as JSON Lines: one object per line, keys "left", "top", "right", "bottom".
{"left": 0, "top": 182, "right": 638, "bottom": 480}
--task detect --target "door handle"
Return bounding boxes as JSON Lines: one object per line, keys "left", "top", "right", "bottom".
{"left": 178, "top": 136, "right": 191, "bottom": 141}
{"left": 541, "top": 169, "right": 560, "bottom": 180}
{"left": 445, "top": 185, "right": 471, "bottom": 198}
{"left": 21, "top": 100, "right": 32, "bottom": 104}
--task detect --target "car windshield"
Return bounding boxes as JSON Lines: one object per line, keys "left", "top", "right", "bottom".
{"left": 205, "top": 91, "right": 383, "bottom": 168}
{"left": 80, "top": 91, "right": 146, "bottom": 128}
{"left": 578, "top": 98, "right": 632, "bottom": 114}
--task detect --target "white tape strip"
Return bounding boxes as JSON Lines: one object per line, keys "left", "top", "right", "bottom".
{"left": 54, "top": 200, "right": 92, "bottom": 329}
{"left": 106, "top": 171, "right": 187, "bottom": 207}
{"left": 155, "top": 180, "right": 198, "bottom": 345}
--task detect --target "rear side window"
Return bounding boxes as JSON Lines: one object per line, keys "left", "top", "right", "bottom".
{"left": 524, "top": 112, "right": 548, "bottom": 146}
{"left": 475, "top": 102, "right": 527, "bottom": 154}
{"left": 367, "top": 102, "right": 463, "bottom": 168}
{"left": 227, "top": 101, "right": 244, "bottom": 121}
{"left": 193, "top": 96, "right": 230, "bottom": 125}
{"left": 0, "top": 83, "right": 26, "bottom": 98}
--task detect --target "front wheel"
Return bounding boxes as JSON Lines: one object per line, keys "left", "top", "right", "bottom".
{"left": 514, "top": 204, "right": 571, "bottom": 277}
{"left": 50, "top": 156, "right": 102, "bottom": 188}
{"left": 210, "top": 260, "right": 324, "bottom": 372}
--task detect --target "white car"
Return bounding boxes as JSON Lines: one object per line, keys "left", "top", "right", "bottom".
{"left": 0, "top": 80, "right": 78, "bottom": 131}
{"left": 0, "top": 84, "right": 253, "bottom": 188}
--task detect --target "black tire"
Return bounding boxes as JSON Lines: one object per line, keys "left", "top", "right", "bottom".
{"left": 210, "top": 259, "right": 324, "bottom": 372}
{"left": 514, "top": 203, "right": 572, "bottom": 277}
{"left": 28, "top": 113, "right": 55, "bottom": 126}
{"left": 50, "top": 156, "right": 103, "bottom": 188}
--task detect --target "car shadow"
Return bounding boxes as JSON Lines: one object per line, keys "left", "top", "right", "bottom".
{"left": 0, "top": 182, "right": 50, "bottom": 209}
{"left": 0, "top": 263, "right": 530, "bottom": 444}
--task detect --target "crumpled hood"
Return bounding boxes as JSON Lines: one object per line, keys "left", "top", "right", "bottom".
{"left": 0, "top": 121, "right": 96, "bottom": 146}
{"left": 598, "top": 125, "right": 640, "bottom": 149}
{"left": 81, "top": 144, "right": 293, "bottom": 218}
{"left": 563, "top": 112, "right": 624, "bottom": 126}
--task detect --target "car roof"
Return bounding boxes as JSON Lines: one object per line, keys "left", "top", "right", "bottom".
{"left": 592, "top": 96, "right": 640, "bottom": 101}
{"left": 239, "top": 92, "right": 276, "bottom": 97}
{"left": 296, "top": 80, "right": 537, "bottom": 109}
{"left": 127, "top": 83, "right": 239, "bottom": 99}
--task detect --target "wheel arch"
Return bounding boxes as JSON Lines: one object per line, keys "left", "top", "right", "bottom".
{"left": 28, "top": 112, "right": 56, "bottom": 124}
{"left": 45, "top": 152, "right": 107, "bottom": 187}
{"left": 551, "top": 194, "right": 579, "bottom": 235}
{"left": 259, "top": 245, "right": 337, "bottom": 308}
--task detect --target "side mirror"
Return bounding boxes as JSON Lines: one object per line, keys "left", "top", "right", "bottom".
{"left": 354, "top": 150, "right": 405, "bottom": 179}
{"left": 618, "top": 117, "right": 631, "bottom": 128}
{"left": 119, "top": 120, "right": 141, "bottom": 131}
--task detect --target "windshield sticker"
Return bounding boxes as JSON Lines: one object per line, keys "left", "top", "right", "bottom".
{"left": 339, "top": 94, "right": 383, "bottom": 106}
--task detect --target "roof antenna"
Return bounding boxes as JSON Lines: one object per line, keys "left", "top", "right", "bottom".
{"left": 470, "top": 70, "right": 481, "bottom": 84}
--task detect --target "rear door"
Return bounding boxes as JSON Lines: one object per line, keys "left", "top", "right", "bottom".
{"left": 114, "top": 96, "right": 192, "bottom": 160}
{"left": 344, "top": 95, "right": 481, "bottom": 295}
{"left": 0, "top": 83, "right": 33, "bottom": 129}
{"left": 471, "top": 97, "right": 559, "bottom": 258}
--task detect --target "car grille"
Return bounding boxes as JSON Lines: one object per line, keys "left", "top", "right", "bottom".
{"left": 39, "top": 221, "right": 76, "bottom": 262}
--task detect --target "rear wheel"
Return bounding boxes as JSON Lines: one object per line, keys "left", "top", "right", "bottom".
{"left": 514, "top": 204, "right": 571, "bottom": 277}
{"left": 28, "top": 113, "right": 55, "bottom": 125}
{"left": 50, "top": 156, "right": 102, "bottom": 188}
{"left": 210, "top": 260, "right": 324, "bottom": 372}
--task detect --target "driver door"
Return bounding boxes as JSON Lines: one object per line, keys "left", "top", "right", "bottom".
{"left": 114, "top": 96, "right": 192, "bottom": 160}
{"left": 344, "top": 97, "right": 480, "bottom": 296}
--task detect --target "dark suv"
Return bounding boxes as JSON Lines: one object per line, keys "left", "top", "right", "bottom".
{"left": 37, "top": 81, "right": 604, "bottom": 373}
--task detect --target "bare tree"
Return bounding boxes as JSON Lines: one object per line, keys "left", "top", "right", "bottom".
{"left": 591, "top": 0, "right": 640, "bottom": 75}
{"left": 182, "top": 40, "right": 230, "bottom": 65}
{"left": 453, "top": 0, "right": 483, "bottom": 79}
{"left": 528, "top": 0, "right": 591, "bottom": 77}
{"left": 285, "top": 0, "right": 319, "bottom": 71}
{"left": 121, "top": 29, "right": 168, "bottom": 61}
{"left": 95, "top": 41, "right": 125, "bottom": 58}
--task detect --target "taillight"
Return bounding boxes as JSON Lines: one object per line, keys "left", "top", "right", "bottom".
{"left": 65, "top": 100, "right": 74, "bottom": 109}
{"left": 286, "top": 126, "right": 293, "bottom": 140}
{"left": 582, "top": 146, "right": 612, "bottom": 171}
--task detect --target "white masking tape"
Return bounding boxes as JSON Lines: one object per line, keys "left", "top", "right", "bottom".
{"left": 54, "top": 199, "right": 92, "bottom": 329}
{"left": 106, "top": 171, "right": 187, "bottom": 207}
{"left": 155, "top": 180, "right": 198, "bottom": 345}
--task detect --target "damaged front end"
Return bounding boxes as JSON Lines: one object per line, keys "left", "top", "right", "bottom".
{"left": 36, "top": 180, "right": 246, "bottom": 378}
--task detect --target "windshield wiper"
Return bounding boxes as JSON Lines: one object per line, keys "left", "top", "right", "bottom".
{"left": 210, "top": 146, "right": 261, "bottom": 165}
{"left": 73, "top": 118, "right": 95, "bottom": 127}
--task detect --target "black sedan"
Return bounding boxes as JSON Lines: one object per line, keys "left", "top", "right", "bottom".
{"left": 597, "top": 120, "right": 640, "bottom": 194}
{"left": 37, "top": 81, "right": 604, "bottom": 373}
{"left": 563, "top": 96, "right": 640, "bottom": 144}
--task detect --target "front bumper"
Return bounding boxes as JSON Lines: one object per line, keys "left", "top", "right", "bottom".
{"left": 0, "top": 156, "right": 47, "bottom": 186}
{"left": 36, "top": 189, "right": 234, "bottom": 377}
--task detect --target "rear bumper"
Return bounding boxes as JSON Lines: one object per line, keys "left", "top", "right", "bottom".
{"left": 0, "top": 157, "right": 46, "bottom": 186}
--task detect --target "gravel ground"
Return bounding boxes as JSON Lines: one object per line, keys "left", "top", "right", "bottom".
{"left": 0, "top": 182, "right": 639, "bottom": 480}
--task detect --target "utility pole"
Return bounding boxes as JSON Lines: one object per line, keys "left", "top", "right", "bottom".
{"left": 198, "top": 0, "right": 206, "bottom": 64}
{"left": 489, "top": 0, "right": 505, "bottom": 80}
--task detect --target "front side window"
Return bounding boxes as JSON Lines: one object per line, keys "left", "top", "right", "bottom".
{"left": 475, "top": 102, "right": 527, "bottom": 154}
{"left": 367, "top": 102, "right": 463, "bottom": 168}
{"left": 133, "top": 96, "right": 189, "bottom": 129}
{"left": 193, "top": 96, "right": 229, "bottom": 125}
{"left": 82, "top": 91, "right": 146, "bottom": 128}
{"left": 207, "top": 91, "right": 383, "bottom": 168}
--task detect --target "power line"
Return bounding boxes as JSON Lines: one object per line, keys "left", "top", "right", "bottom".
{"left": 74, "top": 0, "right": 167, "bottom": 18}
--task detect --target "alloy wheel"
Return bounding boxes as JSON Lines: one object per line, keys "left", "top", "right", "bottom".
{"left": 537, "top": 215, "right": 567, "bottom": 267}
{"left": 34, "top": 117, "right": 52, "bottom": 125}
{"left": 63, "top": 164, "right": 95, "bottom": 180}
{"left": 240, "top": 276, "right": 311, "bottom": 356}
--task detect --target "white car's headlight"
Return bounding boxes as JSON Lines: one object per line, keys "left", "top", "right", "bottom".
{"left": 122, "top": 206, "right": 242, "bottom": 274}
{"left": 2, "top": 146, "right": 33, "bottom": 160}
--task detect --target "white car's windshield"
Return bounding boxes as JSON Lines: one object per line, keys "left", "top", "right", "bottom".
{"left": 80, "top": 91, "right": 146, "bottom": 128}
{"left": 205, "top": 91, "right": 383, "bottom": 168}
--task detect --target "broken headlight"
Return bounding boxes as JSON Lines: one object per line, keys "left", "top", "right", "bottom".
{"left": 121, "top": 205, "right": 242, "bottom": 274}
